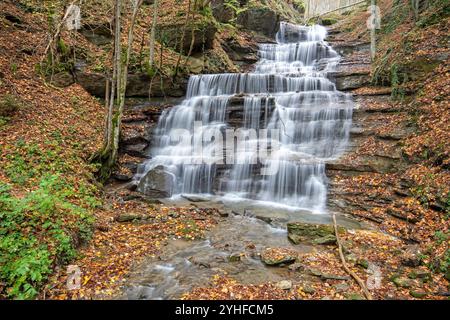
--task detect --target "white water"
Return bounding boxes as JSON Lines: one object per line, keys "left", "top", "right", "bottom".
{"left": 136, "top": 22, "right": 353, "bottom": 212}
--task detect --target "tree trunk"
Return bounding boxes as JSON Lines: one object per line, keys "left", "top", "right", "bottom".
{"left": 173, "top": 0, "right": 192, "bottom": 78}
{"left": 411, "top": 0, "right": 419, "bottom": 21}
{"left": 111, "top": 0, "right": 143, "bottom": 164}
{"left": 183, "top": 0, "right": 198, "bottom": 68}
{"left": 370, "top": 0, "right": 377, "bottom": 61}
{"left": 149, "top": 0, "right": 159, "bottom": 68}
{"left": 94, "top": 0, "right": 143, "bottom": 180}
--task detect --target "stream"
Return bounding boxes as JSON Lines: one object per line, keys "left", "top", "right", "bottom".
{"left": 120, "top": 22, "right": 357, "bottom": 300}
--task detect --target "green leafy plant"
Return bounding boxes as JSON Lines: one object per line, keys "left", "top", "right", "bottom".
{"left": 0, "top": 175, "right": 95, "bottom": 299}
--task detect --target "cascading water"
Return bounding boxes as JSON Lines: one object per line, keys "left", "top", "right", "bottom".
{"left": 135, "top": 22, "right": 353, "bottom": 212}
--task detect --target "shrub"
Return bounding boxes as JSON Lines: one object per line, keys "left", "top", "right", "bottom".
{"left": 0, "top": 94, "right": 22, "bottom": 117}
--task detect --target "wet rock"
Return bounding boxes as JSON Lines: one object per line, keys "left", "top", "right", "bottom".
{"left": 136, "top": 166, "right": 175, "bottom": 198}
{"left": 219, "top": 211, "right": 229, "bottom": 218}
{"left": 122, "top": 142, "right": 149, "bottom": 158}
{"left": 228, "top": 253, "right": 241, "bottom": 262}
{"left": 112, "top": 173, "right": 133, "bottom": 182}
{"left": 222, "top": 37, "right": 259, "bottom": 65}
{"left": 288, "top": 262, "right": 305, "bottom": 271}
{"left": 189, "top": 256, "right": 211, "bottom": 268}
{"left": 287, "top": 222, "right": 343, "bottom": 245}
{"left": 276, "top": 280, "right": 292, "bottom": 290}
{"left": 237, "top": 7, "right": 280, "bottom": 38}
{"left": 260, "top": 248, "right": 297, "bottom": 266}
{"left": 181, "top": 195, "right": 209, "bottom": 202}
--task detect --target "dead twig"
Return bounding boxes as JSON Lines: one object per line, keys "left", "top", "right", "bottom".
{"left": 332, "top": 212, "right": 373, "bottom": 300}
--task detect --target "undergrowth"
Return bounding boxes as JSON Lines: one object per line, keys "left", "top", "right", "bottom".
{"left": 0, "top": 175, "right": 96, "bottom": 299}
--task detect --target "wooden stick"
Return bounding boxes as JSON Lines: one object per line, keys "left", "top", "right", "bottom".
{"left": 308, "top": 0, "right": 367, "bottom": 19}
{"left": 332, "top": 212, "right": 373, "bottom": 300}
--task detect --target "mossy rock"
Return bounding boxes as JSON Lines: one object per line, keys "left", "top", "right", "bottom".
{"left": 408, "top": 270, "right": 431, "bottom": 282}
{"left": 345, "top": 292, "right": 365, "bottom": 300}
{"left": 236, "top": 6, "right": 280, "bottom": 37}
{"left": 321, "top": 17, "right": 338, "bottom": 26}
{"left": 392, "top": 276, "right": 415, "bottom": 288}
{"left": 156, "top": 19, "right": 217, "bottom": 54}
{"left": 356, "top": 259, "right": 369, "bottom": 269}
{"left": 287, "top": 222, "right": 344, "bottom": 245}
{"left": 312, "top": 234, "right": 337, "bottom": 245}
{"left": 409, "top": 290, "right": 427, "bottom": 298}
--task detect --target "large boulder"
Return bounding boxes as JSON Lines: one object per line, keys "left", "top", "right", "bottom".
{"left": 137, "top": 166, "right": 175, "bottom": 198}
{"left": 49, "top": 72, "right": 74, "bottom": 88}
{"left": 74, "top": 71, "right": 106, "bottom": 97}
{"left": 334, "top": 72, "right": 370, "bottom": 91}
{"left": 156, "top": 20, "right": 217, "bottom": 54}
{"left": 79, "top": 22, "right": 113, "bottom": 46}
{"left": 287, "top": 222, "right": 344, "bottom": 245}
{"left": 211, "top": 0, "right": 234, "bottom": 23}
{"left": 74, "top": 71, "right": 186, "bottom": 97}
{"left": 237, "top": 6, "right": 280, "bottom": 38}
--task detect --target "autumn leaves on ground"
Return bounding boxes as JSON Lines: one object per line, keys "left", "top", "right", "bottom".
{"left": 1, "top": 0, "right": 449, "bottom": 300}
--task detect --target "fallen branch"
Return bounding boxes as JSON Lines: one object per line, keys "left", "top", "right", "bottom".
{"left": 308, "top": 0, "right": 367, "bottom": 20}
{"left": 332, "top": 213, "right": 373, "bottom": 300}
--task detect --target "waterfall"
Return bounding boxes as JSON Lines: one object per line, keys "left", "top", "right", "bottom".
{"left": 135, "top": 22, "right": 353, "bottom": 212}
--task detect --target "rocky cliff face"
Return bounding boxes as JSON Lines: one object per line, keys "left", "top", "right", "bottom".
{"left": 59, "top": 0, "right": 306, "bottom": 100}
